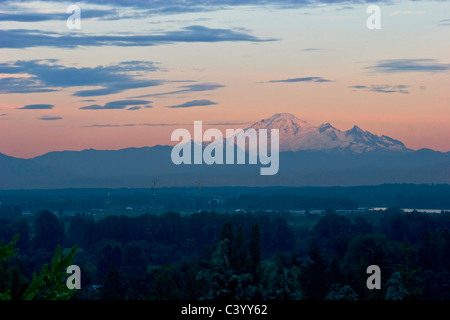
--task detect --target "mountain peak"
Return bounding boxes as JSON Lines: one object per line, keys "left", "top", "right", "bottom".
{"left": 259, "top": 112, "right": 304, "bottom": 125}
{"left": 247, "top": 113, "right": 408, "bottom": 153}
{"left": 270, "top": 113, "right": 296, "bottom": 120}
{"left": 318, "top": 123, "right": 335, "bottom": 132}
{"left": 250, "top": 113, "right": 313, "bottom": 130}
{"left": 348, "top": 125, "right": 364, "bottom": 133}
{"left": 248, "top": 113, "right": 315, "bottom": 148}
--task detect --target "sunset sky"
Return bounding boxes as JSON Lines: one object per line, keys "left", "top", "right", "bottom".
{"left": 0, "top": 0, "right": 449, "bottom": 158}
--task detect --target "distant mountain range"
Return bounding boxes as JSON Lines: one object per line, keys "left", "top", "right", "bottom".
{"left": 1, "top": 113, "right": 449, "bottom": 189}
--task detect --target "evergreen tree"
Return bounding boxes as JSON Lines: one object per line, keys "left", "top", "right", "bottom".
{"left": 0, "top": 234, "right": 23, "bottom": 300}
{"left": 32, "top": 211, "right": 65, "bottom": 252}
{"left": 248, "top": 223, "right": 262, "bottom": 281}
{"left": 23, "top": 245, "right": 78, "bottom": 300}
{"left": 101, "top": 263, "right": 126, "bottom": 300}
{"left": 231, "top": 225, "right": 247, "bottom": 274}
{"left": 1, "top": 234, "right": 78, "bottom": 300}
{"left": 0, "top": 234, "right": 19, "bottom": 260}
{"left": 397, "top": 237, "right": 423, "bottom": 299}
{"left": 325, "top": 284, "right": 358, "bottom": 300}
{"left": 150, "top": 266, "right": 182, "bottom": 300}
{"left": 301, "top": 238, "right": 330, "bottom": 300}
{"left": 385, "top": 272, "right": 408, "bottom": 300}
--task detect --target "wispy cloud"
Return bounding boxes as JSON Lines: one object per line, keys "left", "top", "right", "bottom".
{"left": 438, "top": 18, "right": 450, "bottom": 26}
{"left": 349, "top": 84, "right": 410, "bottom": 94}
{"left": 133, "top": 83, "right": 224, "bottom": 98}
{"left": 0, "top": 60, "right": 162, "bottom": 96}
{"left": 0, "top": 9, "right": 125, "bottom": 22}
{"left": 389, "top": 11, "right": 425, "bottom": 17}
{"left": 166, "top": 99, "right": 218, "bottom": 108}
{"left": 1, "top": 60, "right": 224, "bottom": 99}
{"left": 83, "top": 123, "right": 186, "bottom": 128}
{"left": 18, "top": 104, "right": 54, "bottom": 110}
{"left": 367, "top": 59, "right": 450, "bottom": 73}
{"left": 0, "top": 26, "right": 275, "bottom": 49}
{"left": 139, "top": 123, "right": 187, "bottom": 127}
{"left": 82, "top": 124, "right": 123, "bottom": 128}
{"left": 80, "top": 100, "right": 152, "bottom": 110}
{"left": 264, "top": 77, "right": 333, "bottom": 83}
{"left": 82, "top": 121, "right": 250, "bottom": 128}
{"left": 301, "top": 48, "right": 325, "bottom": 52}
{"left": 39, "top": 116, "right": 62, "bottom": 121}
{"left": 75, "top": 81, "right": 161, "bottom": 97}
{"left": 0, "top": 77, "right": 57, "bottom": 94}
{"left": 208, "top": 121, "right": 252, "bottom": 126}
{"left": 2, "top": 1, "right": 408, "bottom": 13}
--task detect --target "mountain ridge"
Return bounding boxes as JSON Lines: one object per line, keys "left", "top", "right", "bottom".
{"left": 0, "top": 113, "right": 448, "bottom": 188}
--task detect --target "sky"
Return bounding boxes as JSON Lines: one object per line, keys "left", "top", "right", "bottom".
{"left": 0, "top": 0, "right": 449, "bottom": 158}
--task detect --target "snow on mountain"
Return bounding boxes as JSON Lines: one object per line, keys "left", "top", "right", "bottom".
{"left": 246, "top": 113, "right": 408, "bottom": 152}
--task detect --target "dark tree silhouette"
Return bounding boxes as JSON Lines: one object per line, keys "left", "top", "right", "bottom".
{"left": 32, "top": 211, "right": 64, "bottom": 252}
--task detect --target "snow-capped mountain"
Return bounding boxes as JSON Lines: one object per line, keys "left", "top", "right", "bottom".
{"left": 247, "top": 113, "right": 408, "bottom": 152}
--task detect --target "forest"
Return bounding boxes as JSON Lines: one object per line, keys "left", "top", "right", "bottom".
{"left": 1, "top": 207, "right": 450, "bottom": 300}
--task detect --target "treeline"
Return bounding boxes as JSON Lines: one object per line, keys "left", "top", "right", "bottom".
{"left": 1, "top": 208, "right": 450, "bottom": 300}
{"left": 226, "top": 194, "right": 357, "bottom": 210}
{"left": 0, "top": 193, "right": 358, "bottom": 213}
{"left": 1, "top": 184, "right": 449, "bottom": 213}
